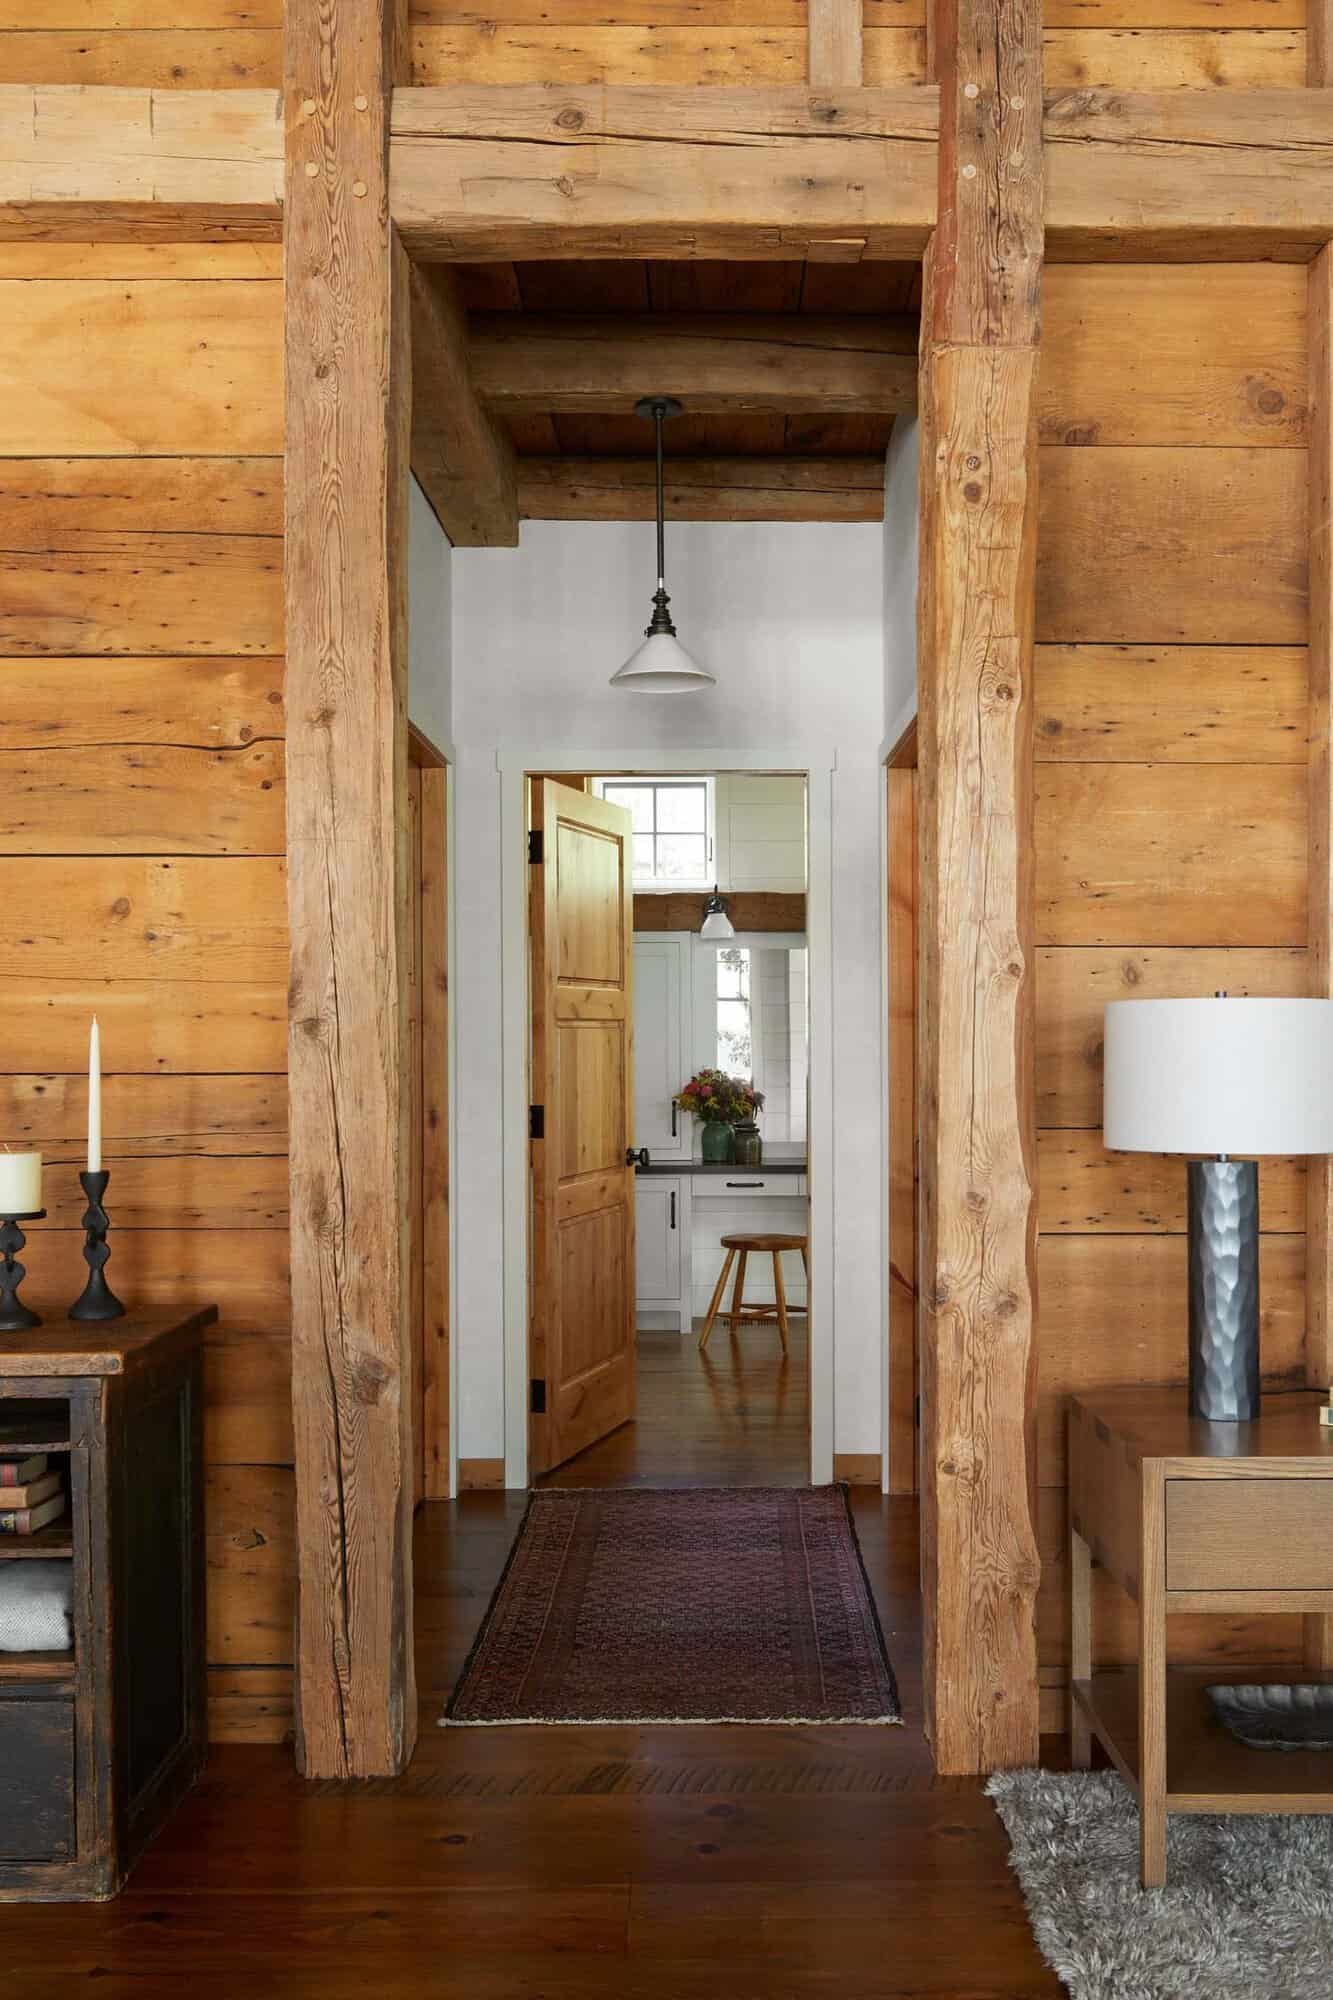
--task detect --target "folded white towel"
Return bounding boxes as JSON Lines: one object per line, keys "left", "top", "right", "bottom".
{"left": 0, "top": 1559, "right": 73, "bottom": 1651}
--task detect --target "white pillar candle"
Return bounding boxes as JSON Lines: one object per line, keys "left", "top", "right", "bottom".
{"left": 88, "top": 1015, "right": 102, "bottom": 1175}
{"left": 0, "top": 1151, "right": 41, "bottom": 1215}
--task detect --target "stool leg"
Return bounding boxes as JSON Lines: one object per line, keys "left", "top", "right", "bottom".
{"left": 772, "top": 1250, "right": 791, "bottom": 1353}
{"left": 727, "top": 1250, "right": 750, "bottom": 1336}
{"left": 699, "top": 1247, "right": 736, "bottom": 1352}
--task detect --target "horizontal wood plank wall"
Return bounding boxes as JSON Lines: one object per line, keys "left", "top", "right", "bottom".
{"left": 0, "top": 0, "right": 1307, "bottom": 85}
{"left": 404, "top": 0, "right": 1308, "bottom": 86}
{"left": 1034, "top": 261, "right": 1309, "bottom": 1732}
{"left": 0, "top": 241, "right": 291, "bottom": 1745}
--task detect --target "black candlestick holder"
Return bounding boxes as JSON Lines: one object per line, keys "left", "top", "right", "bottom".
{"left": 0, "top": 1211, "right": 45, "bottom": 1333}
{"left": 69, "top": 1170, "right": 125, "bottom": 1323}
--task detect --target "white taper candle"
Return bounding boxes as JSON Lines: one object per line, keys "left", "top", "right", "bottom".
{"left": 88, "top": 1015, "right": 102, "bottom": 1175}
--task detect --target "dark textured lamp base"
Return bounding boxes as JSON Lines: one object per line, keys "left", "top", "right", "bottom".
{"left": 1187, "top": 1158, "right": 1260, "bottom": 1422}
{"left": 68, "top": 1170, "right": 125, "bottom": 1322}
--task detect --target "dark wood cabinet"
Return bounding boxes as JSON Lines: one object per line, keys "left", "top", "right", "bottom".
{"left": 0, "top": 1309, "right": 215, "bottom": 1901}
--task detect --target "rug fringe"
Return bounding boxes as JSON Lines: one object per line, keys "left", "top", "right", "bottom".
{"left": 441, "top": 1712, "right": 905, "bottom": 1728}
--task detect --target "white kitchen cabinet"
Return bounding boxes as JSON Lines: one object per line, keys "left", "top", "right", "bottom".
{"left": 632, "top": 934, "right": 691, "bottom": 1160}
{"left": 635, "top": 1175, "right": 691, "bottom": 1330}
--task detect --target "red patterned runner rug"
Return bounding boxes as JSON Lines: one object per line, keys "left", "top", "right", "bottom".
{"left": 444, "top": 1486, "right": 902, "bottom": 1726}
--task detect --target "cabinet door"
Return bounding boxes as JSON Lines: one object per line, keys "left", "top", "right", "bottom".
{"left": 633, "top": 936, "right": 690, "bottom": 1158}
{"left": 635, "top": 1179, "right": 682, "bottom": 1302}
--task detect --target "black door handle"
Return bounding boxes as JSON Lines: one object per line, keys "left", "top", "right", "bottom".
{"left": 670, "top": 1190, "right": 677, "bottom": 1229}
{"left": 671, "top": 1102, "right": 678, "bottom": 1138}
{"left": 725, "top": 1180, "right": 764, "bottom": 1188}
{"left": 627, "top": 1147, "right": 650, "bottom": 1168}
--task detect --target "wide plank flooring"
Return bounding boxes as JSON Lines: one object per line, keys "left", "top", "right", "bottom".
{"left": 0, "top": 1326, "right": 1060, "bottom": 1998}
{"left": 541, "top": 1322, "right": 811, "bottom": 1486}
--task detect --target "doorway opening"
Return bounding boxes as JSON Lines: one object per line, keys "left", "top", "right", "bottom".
{"left": 522, "top": 767, "right": 814, "bottom": 1489}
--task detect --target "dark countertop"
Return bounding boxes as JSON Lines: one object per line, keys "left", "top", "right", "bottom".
{"left": 637, "top": 1161, "right": 807, "bottom": 1177}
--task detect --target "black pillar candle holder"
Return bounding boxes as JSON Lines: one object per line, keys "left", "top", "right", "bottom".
{"left": 69, "top": 1170, "right": 125, "bottom": 1323}
{"left": 0, "top": 1211, "right": 45, "bottom": 1333}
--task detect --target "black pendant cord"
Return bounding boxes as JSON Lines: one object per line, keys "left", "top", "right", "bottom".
{"left": 634, "top": 394, "right": 682, "bottom": 638}
{"left": 654, "top": 399, "right": 666, "bottom": 589}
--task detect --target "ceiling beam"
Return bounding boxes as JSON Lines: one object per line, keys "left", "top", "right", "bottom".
{"left": 517, "top": 456, "right": 885, "bottom": 523}
{"left": 390, "top": 86, "right": 937, "bottom": 262}
{"left": 469, "top": 313, "right": 919, "bottom": 417}
{"left": 410, "top": 264, "right": 519, "bottom": 547}
{"left": 390, "top": 85, "right": 1333, "bottom": 264}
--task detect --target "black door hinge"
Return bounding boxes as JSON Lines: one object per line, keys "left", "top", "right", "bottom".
{"left": 528, "top": 829, "right": 544, "bottom": 864}
{"left": 529, "top": 1104, "right": 545, "bottom": 1141}
{"left": 530, "top": 1378, "right": 547, "bottom": 1415}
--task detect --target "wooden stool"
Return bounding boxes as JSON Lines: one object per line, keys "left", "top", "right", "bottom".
{"left": 698, "top": 1233, "right": 809, "bottom": 1354}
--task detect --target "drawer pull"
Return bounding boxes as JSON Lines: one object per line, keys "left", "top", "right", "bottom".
{"left": 726, "top": 1180, "right": 765, "bottom": 1188}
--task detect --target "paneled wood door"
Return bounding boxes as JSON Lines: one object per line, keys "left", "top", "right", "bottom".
{"left": 529, "top": 779, "right": 638, "bottom": 1476}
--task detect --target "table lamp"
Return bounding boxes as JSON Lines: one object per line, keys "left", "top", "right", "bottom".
{"left": 1103, "top": 995, "right": 1333, "bottom": 1422}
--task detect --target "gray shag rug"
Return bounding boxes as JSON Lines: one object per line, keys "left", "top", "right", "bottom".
{"left": 988, "top": 1769, "right": 1333, "bottom": 2000}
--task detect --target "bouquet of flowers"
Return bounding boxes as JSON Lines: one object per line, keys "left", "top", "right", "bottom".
{"left": 673, "top": 1068, "right": 765, "bottom": 1125}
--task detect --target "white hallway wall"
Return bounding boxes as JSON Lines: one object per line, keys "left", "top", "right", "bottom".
{"left": 442, "top": 517, "right": 892, "bottom": 1468}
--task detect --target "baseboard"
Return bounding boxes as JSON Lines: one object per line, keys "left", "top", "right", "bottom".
{"left": 833, "top": 1452, "right": 881, "bottom": 1487}
{"left": 459, "top": 1456, "right": 506, "bottom": 1490}
{"left": 208, "top": 1668, "right": 295, "bottom": 1744}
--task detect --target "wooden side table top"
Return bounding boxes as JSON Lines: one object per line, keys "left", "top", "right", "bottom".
{"left": 0, "top": 1306, "right": 217, "bottom": 1380}
{"left": 1070, "top": 1386, "right": 1333, "bottom": 1473}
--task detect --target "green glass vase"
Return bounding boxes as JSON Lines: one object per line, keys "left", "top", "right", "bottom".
{"left": 700, "top": 1121, "right": 735, "bottom": 1164}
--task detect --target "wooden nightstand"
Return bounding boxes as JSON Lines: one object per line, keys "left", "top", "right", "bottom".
{"left": 1068, "top": 1387, "right": 1333, "bottom": 1888}
{"left": 0, "top": 1310, "right": 214, "bottom": 1900}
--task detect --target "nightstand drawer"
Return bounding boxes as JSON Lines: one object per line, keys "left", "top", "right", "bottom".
{"left": 1166, "top": 1479, "right": 1333, "bottom": 1590}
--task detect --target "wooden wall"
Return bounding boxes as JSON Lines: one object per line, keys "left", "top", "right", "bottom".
{"left": 0, "top": 0, "right": 1309, "bottom": 88}
{"left": 0, "top": 240, "right": 292, "bottom": 1746}
{"left": 1032, "top": 261, "right": 1310, "bottom": 1731}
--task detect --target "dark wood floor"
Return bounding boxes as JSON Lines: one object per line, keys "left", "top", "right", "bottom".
{"left": 0, "top": 1331, "right": 1061, "bottom": 1999}
{"left": 540, "top": 1322, "right": 812, "bottom": 1487}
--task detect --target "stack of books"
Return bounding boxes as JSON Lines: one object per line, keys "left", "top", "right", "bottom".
{"left": 0, "top": 1454, "right": 67, "bottom": 1536}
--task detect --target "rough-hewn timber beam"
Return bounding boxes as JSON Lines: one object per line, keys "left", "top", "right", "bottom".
{"left": 518, "top": 455, "right": 885, "bottom": 523}
{"left": 411, "top": 265, "right": 518, "bottom": 546}
{"left": 916, "top": 0, "right": 1043, "bottom": 1776}
{"left": 1044, "top": 88, "right": 1333, "bottom": 260}
{"left": 389, "top": 85, "right": 1333, "bottom": 264}
{"left": 0, "top": 84, "right": 282, "bottom": 241}
{"left": 390, "top": 86, "right": 938, "bottom": 261}
{"left": 286, "top": 0, "right": 417, "bottom": 1776}
{"left": 470, "top": 313, "right": 918, "bottom": 417}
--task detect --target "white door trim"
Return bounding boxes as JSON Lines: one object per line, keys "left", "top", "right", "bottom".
{"left": 499, "top": 749, "right": 836, "bottom": 1490}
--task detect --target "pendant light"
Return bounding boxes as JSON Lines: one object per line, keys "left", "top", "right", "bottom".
{"left": 699, "top": 886, "right": 735, "bottom": 941}
{"left": 609, "top": 396, "right": 716, "bottom": 692}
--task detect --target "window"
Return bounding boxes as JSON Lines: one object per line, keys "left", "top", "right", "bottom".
{"left": 593, "top": 777, "right": 715, "bottom": 890}
{"left": 715, "top": 946, "right": 753, "bottom": 1077}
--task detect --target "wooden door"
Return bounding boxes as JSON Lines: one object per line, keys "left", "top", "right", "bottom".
{"left": 529, "top": 779, "right": 638, "bottom": 1475}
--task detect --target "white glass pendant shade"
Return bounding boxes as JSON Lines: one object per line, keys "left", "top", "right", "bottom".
{"left": 699, "top": 888, "right": 734, "bottom": 940}
{"left": 609, "top": 628, "right": 716, "bottom": 692}
{"left": 611, "top": 393, "right": 715, "bottom": 693}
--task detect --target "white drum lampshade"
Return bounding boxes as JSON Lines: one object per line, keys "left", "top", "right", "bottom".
{"left": 1104, "top": 997, "right": 1333, "bottom": 1157}
{"left": 1103, "top": 995, "right": 1333, "bottom": 1421}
